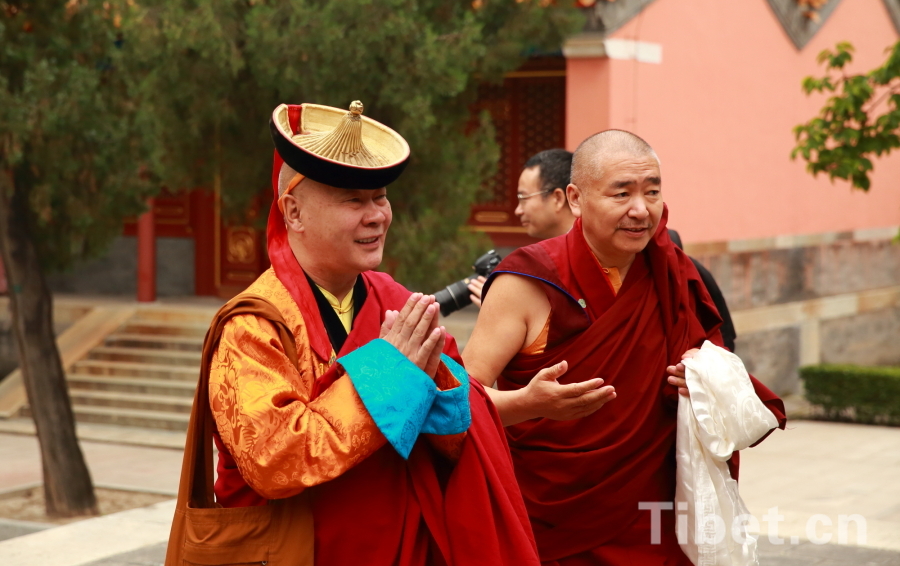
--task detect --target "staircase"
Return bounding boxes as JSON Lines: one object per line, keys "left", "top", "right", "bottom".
{"left": 22, "top": 307, "right": 212, "bottom": 434}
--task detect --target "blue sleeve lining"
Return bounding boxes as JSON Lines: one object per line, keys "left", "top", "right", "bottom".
{"left": 339, "top": 339, "right": 470, "bottom": 459}
{"left": 421, "top": 355, "right": 471, "bottom": 435}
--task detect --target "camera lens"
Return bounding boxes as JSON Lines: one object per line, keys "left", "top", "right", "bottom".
{"left": 434, "top": 279, "right": 473, "bottom": 317}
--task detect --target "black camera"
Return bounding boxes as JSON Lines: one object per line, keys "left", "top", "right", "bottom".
{"left": 434, "top": 250, "right": 503, "bottom": 317}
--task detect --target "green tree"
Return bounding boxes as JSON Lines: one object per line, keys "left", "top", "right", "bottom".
{"left": 793, "top": 41, "right": 900, "bottom": 191}
{"left": 0, "top": 0, "right": 581, "bottom": 516}
{"left": 122, "top": 0, "right": 582, "bottom": 290}
{"left": 0, "top": 1, "right": 155, "bottom": 516}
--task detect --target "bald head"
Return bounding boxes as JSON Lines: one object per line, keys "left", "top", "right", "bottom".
{"left": 571, "top": 130, "right": 659, "bottom": 187}
{"left": 278, "top": 162, "right": 301, "bottom": 198}
{"left": 565, "top": 129, "right": 664, "bottom": 270}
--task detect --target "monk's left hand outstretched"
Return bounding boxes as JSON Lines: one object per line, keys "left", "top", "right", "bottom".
{"left": 666, "top": 348, "right": 699, "bottom": 397}
{"left": 521, "top": 361, "right": 617, "bottom": 422}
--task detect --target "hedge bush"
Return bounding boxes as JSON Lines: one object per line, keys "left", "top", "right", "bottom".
{"left": 800, "top": 364, "right": 900, "bottom": 425}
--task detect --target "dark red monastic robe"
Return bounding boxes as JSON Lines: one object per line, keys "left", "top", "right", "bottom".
{"left": 483, "top": 212, "right": 787, "bottom": 565}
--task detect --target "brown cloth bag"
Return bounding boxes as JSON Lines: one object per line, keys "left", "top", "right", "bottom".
{"left": 165, "top": 296, "right": 314, "bottom": 566}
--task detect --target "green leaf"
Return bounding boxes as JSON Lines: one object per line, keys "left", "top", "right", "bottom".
{"left": 793, "top": 40, "right": 900, "bottom": 195}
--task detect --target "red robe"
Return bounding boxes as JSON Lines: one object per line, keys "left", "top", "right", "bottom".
{"left": 209, "top": 104, "right": 539, "bottom": 566}
{"left": 484, "top": 212, "right": 786, "bottom": 565}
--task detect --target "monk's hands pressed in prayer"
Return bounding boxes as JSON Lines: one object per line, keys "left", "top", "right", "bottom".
{"left": 380, "top": 293, "right": 446, "bottom": 379}
{"left": 666, "top": 348, "right": 699, "bottom": 397}
{"left": 467, "top": 276, "right": 486, "bottom": 308}
{"left": 521, "top": 360, "right": 616, "bottom": 421}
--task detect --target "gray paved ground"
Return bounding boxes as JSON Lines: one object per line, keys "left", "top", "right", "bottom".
{"left": 0, "top": 518, "right": 52, "bottom": 543}
{"left": 45, "top": 538, "right": 900, "bottom": 566}
{"left": 79, "top": 543, "right": 166, "bottom": 566}
{"left": 2, "top": 419, "right": 899, "bottom": 565}
{"left": 757, "top": 538, "right": 900, "bottom": 565}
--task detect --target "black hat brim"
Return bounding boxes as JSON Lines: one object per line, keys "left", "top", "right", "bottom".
{"left": 270, "top": 104, "right": 410, "bottom": 190}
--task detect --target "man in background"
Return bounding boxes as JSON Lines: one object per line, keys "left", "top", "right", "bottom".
{"left": 468, "top": 149, "right": 575, "bottom": 305}
{"left": 514, "top": 148, "right": 576, "bottom": 240}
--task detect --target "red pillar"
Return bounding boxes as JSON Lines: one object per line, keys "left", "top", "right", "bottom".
{"left": 137, "top": 198, "right": 156, "bottom": 302}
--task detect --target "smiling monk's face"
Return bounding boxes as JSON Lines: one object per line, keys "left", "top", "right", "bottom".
{"left": 281, "top": 168, "right": 393, "bottom": 279}
{"left": 567, "top": 131, "right": 663, "bottom": 267}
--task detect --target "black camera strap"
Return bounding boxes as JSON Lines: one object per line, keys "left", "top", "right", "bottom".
{"left": 304, "top": 272, "right": 368, "bottom": 355}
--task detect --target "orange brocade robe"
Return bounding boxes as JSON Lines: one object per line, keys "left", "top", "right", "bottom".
{"left": 209, "top": 269, "right": 386, "bottom": 502}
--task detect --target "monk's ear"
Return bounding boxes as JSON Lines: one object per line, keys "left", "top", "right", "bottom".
{"left": 566, "top": 183, "right": 583, "bottom": 218}
{"left": 282, "top": 194, "right": 304, "bottom": 233}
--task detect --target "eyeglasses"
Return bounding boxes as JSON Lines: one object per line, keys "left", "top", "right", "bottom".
{"left": 516, "top": 189, "right": 554, "bottom": 202}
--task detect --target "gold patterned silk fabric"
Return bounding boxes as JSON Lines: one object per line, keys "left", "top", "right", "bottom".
{"left": 315, "top": 284, "right": 354, "bottom": 334}
{"left": 208, "top": 269, "right": 385, "bottom": 500}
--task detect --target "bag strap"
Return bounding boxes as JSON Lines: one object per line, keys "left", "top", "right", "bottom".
{"left": 175, "top": 294, "right": 300, "bottom": 510}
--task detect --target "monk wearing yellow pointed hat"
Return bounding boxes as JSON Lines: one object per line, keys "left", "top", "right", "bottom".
{"left": 165, "top": 101, "right": 539, "bottom": 566}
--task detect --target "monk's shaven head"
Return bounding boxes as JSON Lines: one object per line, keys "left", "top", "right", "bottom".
{"left": 279, "top": 162, "right": 333, "bottom": 205}
{"left": 278, "top": 162, "right": 299, "bottom": 198}
{"left": 570, "top": 130, "right": 660, "bottom": 188}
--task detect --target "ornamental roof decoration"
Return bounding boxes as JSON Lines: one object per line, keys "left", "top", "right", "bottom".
{"left": 578, "top": 0, "right": 659, "bottom": 35}
{"left": 885, "top": 0, "right": 900, "bottom": 34}
{"left": 766, "top": 0, "right": 843, "bottom": 49}
{"left": 572, "top": 0, "right": 853, "bottom": 52}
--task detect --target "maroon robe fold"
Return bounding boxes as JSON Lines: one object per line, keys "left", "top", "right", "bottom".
{"left": 483, "top": 211, "right": 786, "bottom": 564}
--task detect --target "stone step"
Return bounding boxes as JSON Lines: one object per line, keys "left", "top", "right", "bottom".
{"left": 68, "top": 389, "right": 194, "bottom": 414}
{"left": 104, "top": 333, "right": 203, "bottom": 352}
{"left": 133, "top": 308, "right": 216, "bottom": 326}
{"left": 0, "top": 417, "right": 187, "bottom": 449}
{"left": 69, "top": 360, "right": 198, "bottom": 381}
{"left": 71, "top": 405, "right": 191, "bottom": 432}
{"left": 120, "top": 320, "right": 209, "bottom": 339}
{"left": 67, "top": 373, "right": 196, "bottom": 397}
{"left": 20, "top": 404, "right": 191, "bottom": 432}
{"left": 88, "top": 346, "right": 202, "bottom": 367}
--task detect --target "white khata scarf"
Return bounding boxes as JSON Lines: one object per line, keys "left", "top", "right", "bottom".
{"left": 675, "top": 341, "right": 779, "bottom": 566}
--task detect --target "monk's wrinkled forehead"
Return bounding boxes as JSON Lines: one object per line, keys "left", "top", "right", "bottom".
{"left": 571, "top": 130, "right": 660, "bottom": 187}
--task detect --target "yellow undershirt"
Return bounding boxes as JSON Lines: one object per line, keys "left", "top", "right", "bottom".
{"left": 315, "top": 285, "right": 354, "bottom": 334}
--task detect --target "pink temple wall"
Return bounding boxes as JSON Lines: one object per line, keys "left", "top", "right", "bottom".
{"left": 566, "top": 0, "right": 900, "bottom": 244}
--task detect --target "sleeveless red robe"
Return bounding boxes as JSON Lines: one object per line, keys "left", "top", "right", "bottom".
{"left": 484, "top": 212, "right": 786, "bottom": 565}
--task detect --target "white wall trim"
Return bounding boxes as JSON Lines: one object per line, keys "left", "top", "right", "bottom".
{"left": 603, "top": 38, "right": 663, "bottom": 64}
{"left": 563, "top": 33, "right": 663, "bottom": 64}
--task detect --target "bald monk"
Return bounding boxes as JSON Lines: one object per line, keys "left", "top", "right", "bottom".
{"left": 463, "top": 130, "right": 786, "bottom": 565}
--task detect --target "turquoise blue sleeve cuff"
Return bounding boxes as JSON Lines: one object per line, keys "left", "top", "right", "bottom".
{"left": 339, "top": 339, "right": 434, "bottom": 459}
{"left": 421, "top": 354, "right": 471, "bottom": 435}
{"left": 338, "top": 340, "right": 472, "bottom": 459}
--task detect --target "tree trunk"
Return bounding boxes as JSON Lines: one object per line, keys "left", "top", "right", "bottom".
{"left": 0, "top": 168, "right": 97, "bottom": 518}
